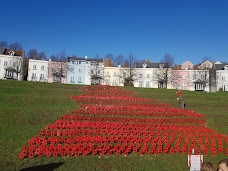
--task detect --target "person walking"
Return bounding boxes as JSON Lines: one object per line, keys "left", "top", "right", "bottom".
{"left": 176, "top": 89, "right": 185, "bottom": 109}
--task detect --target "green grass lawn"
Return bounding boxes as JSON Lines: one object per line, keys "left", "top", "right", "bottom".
{"left": 0, "top": 80, "right": 227, "bottom": 171}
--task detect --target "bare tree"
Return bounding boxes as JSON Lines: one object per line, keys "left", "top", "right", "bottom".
{"left": 191, "top": 58, "right": 218, "bottom": 92}
{"left": 154, "top": 54, "right": 174, "bottom": 88}
{"left": 23, "top": 58, "right": 29, "bottom": 80}
{"left": 104, "top": 54, "right": 114, "bottom": 67}
{"left": 89, "top": 58, "right": 104, "bottom": 85}
{"left": 122, "top": 54, "right": 138, "bottom": 86}
{"left": 27, "top": 49, "right": 38, "bottom": 59}
{"left": 170, "top": 70, "right": 182, "bottom": 89}
{"left": 140, "top": 59, "right": 151, "bottom": 64}
{"left": 49, "top": 54, "right": 59, "bottom": 61}
{"left": 134, "top": 69, "right": 147, "bottom": 87}
{"left": 38, "top": 51, "right": 47, "bottom": 60}
{"left": 9, "top": 41, "right": 23, "bottom": 50}
{"left": 4, "top": 56, "right": 23, "bottom": 80}
{"left": 191, "top": 69, "right": 209, "bottom": 91}
{"left": 0, "top": 41, "right": 8, "bottom": 53}
{"left": 114, "top": 54, "right": 124, "bottom": 66}
{"left": 50, "top": 51, "right": 68, "bottom": 83}
{"left": 57, "top": 50, "right": 67, "bottom": 62}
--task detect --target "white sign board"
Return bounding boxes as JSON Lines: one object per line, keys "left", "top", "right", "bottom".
{"left": 188, "top": 154, "right": 203, "bottom": 171}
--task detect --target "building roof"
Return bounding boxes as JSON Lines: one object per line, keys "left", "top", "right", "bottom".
{"left": 68, "top": 56, "right": 103, "bottom": 62}
{"left": 181, "top": 60, "right": 194, "bottom": 65}
{"left": 2, "top": 48, "right": 25, "bottom": 57}
{"left": 214, "top": 61, "right": 222, "bottom": 64}
{"left": 136, "top": 62, "right": 166, "bottom": 68}
{"left": 215, "top": 64, "right": 227, "bottom": 70}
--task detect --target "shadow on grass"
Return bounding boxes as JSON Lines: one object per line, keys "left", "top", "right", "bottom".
{"left": 20, "top": 162, "right": 64, "bottom": 171}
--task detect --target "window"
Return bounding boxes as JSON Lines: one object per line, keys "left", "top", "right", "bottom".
{"left": 138, "top": 81, "right": 143, "bottom": 87}
{"left": 173, "top": 83, "right": 178, "bottom": 89}
{"left": 77, "top": 61, "right": 81, "bottom": 64}
{"left": 4, "top": 61, "right": 8, "bottom": 66}
{"left": 146, "top": 74, "right": 150, "bottom": 78}
{"left": 32, "top": 73, "right": 36, "bottom": 80}
{"left": 182, "top": 75, "right": 185, "bottom": 80}
{"left": 114, "top": 72, "right": 117, "bottom": 76}
{"left": 53, "top": 76, "right": 60, "bottom": 83}
{"left": 71, "top": 76, "right": 75, "bottom": 83}
{"left": 12, "top": 62, "right": 16, "bottom": 67}
{"left": 105, "top": 79, "right": 110, "bottom": 85}
{"left": 195, "top": 83, "right": 204, "bottom": 91}
{"left": 142, "top": 63, "right": 147, "bottom": 68}
{"left": 139, "top": 74, "right": 143, "bottom": 78}
{"left": 33, "top": 65, "right": 36, "bottom": 70}
{"left": 146, "top": 81, "right": 150, "bottom": 88}
{"left": 79, "top": 69, "right": 82, "bottom": 73}
{"left": 98, "top": 70, "right": 100, "bottom": 74}
{"left": 107, "top": 71, "right": 109, "bottom": 75}
{"left": 222, "top": 76, "right": 225, "bottom": 81}
{"left": 181, "top": 82, "right": 186, "bottom": 90}
{"left": 78, "top": 77, "right": 82, "bottom": 83}
{"left": 40, "top": 74, "right": 45, "bottom": 81}
{"left": 9, "top": 51, "right": 15, "bottom": 56}
{"left": 41, "top": 66, "right": 44, "bottom": 70}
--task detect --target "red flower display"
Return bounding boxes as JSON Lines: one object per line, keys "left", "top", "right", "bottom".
{"left": 19, "top": 85, "right": 228, "bottom": 159}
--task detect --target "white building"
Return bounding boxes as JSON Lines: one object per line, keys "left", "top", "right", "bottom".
{"left": 215, "top": 64, "right": 228, "bottom": 91}
{"left": 134, "top": 63, "right": 172, "bottom": 89}
{"left": 67, "top": 56, "right": 104, "bottom": 85}
{"left": 103, "top": 63, "right": 172, "bottom": 89}
{"left": 104, "top": 66, "right": 124, "bottom": 86}
{"left": 0, "top": 49, "right": 24, "bottom": 80}
{"left": 27, "top": 59, "right": 48, "bottom": 82}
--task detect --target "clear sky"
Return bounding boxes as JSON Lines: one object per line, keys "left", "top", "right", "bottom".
{"left": 1, "top": 0, "right": 228, "bottom": 64}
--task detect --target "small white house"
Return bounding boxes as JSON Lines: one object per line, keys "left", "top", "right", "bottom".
{"left": 27, "top": 59, "right": 48, "bottom": 82}
{"left": 0, "top": 49, "right": 24, "bottom": 80}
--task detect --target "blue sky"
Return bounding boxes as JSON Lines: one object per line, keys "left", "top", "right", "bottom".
{"left": 1, "top": 0, "right": 228, "bottom": 64}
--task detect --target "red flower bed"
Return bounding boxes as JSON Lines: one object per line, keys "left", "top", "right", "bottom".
{"left": 19, "top": 85, "right": 228, "bottom": 158}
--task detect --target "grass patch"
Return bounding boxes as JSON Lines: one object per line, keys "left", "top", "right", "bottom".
{"left": 0, "top": 80, "right": 227, "bottom": 171}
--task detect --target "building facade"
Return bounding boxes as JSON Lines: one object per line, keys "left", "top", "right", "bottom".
{"left": 48, "top": 60, "right": 67, "bottom": 83}
{"left": 27, "top": 59, "right": 48, "bottom": 82}
{"left": 216, "top": 64, "right": 228, "bottom": 91}
{"left": 0, "top": 49, "right": 24, "bottom": 80}
{"left": 134, "top": 63, "right": 172, "bottom": 89}
{"left": 67, "top": 56, "right": 104, "bottom": 85}
{"left": 104, "top": 66, "right": 124, "bottom": 86}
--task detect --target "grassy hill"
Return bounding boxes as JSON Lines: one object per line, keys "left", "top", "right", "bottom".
{"left": 0, "top": 80, "right": 227, "bottom": 171}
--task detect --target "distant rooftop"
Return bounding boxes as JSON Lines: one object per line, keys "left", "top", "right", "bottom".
{"left": 136, "top": 62, "right": 167, "bottom": 68}
{"left": 68, "top": 56, "right": 103, "bottom": 62}
{"left": 1, "top": 48, "right": 25, "bottom": 57}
